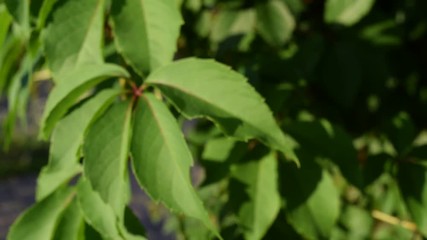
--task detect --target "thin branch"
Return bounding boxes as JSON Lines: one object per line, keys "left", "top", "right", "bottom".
{"left": 372, "top": 210, "right": 417, "bottom": 232}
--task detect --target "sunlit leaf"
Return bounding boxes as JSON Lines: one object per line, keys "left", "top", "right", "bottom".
{"left": 7, "top": 187, "right": 74, "bottom": 240}
{"left": 131, "top": 93, "right": 218, "bottom": 236}
{"left": 111, "top": 0, "right": 183, "bottom": 75}
{"left": 232, "top": 152, "right": 281, "bottom": 240}
{"left": 44, "top": 0, "right": 105, "bottom": 77}
{"left": 39, "top": 63, "right": 129, "bottom": 140}
{"left": 84, "top": 101, "right": 133, "bottom": 217}
{"left": 325, "top": 0, "right": 375, "bottom": 26}
{"left": 37, "top": 89, "right": 120, "bottom": 201}
{"left": 146, "top": 58, "right": 298, "bottom": 164}
{"left": 77, "top": 179, "right": 124, "bottom": 240}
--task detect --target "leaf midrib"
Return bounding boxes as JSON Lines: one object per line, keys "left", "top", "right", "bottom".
{"left": 141, "top": 95, "right": 194, "bottom": 204}
{"left": 150, "top": 81, "right": 282, "bottom": 144}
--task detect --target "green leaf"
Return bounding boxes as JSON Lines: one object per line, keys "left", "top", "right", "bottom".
{"left": 111, "top": 0, "right": 183, "bottom": 75}
{"left": 39, "top": 63, "right": 129, "bottom": 140}
{"left": 331, "top": 205, "right": 373, "bottom": 239}
{"left": 7, "top": 187, "right": 74, "bottom": 240}
{"left": 53, "top": 198, "right": 85, "bottom": 240}
{"left": 44, "top": 0, "right": 105, "bottom": 77}
{"left": 202, "top": 137, "right": 236, "bottom": 163}
{"left": 84, "top": 101, "right": 133, "bottom": 217}
{"left": 36, "top": 0, "right": 57, "bottom": 29}
{"left": 131, "top": 93, "right": 218, "bottom": 236}
{"left": 4, "top": 0, "right": 30, "bottom": 38}
{"left": 0, "top": 34, "right": 24, "bottom": 95}
{"left": 146, "top": 58, "right": 299, "bottom": 164}
{"left": 397, "top": 162, "right": 427, "bottom": 237}
{"left": 0, "top": 4, "right": 12, "bottom": 48}
{"left": 210, "top": 9, "right": 255, "bottom": 44}
{"left": 231, "top": 152, "right": 281, "bottom": 240}
{"left": 282, "top": 154, "right": 340, "bottom": 240}
{"left": 120, "top": 207, "right": 147, "bottom": 239}
{"left": 386, "top": 112, "right": 417, "bottom": 155}
{"left": 2, "top": 52, "right": 31, "bottom": 149}
{"left": 77, "top": 179, "right": 124, "bottom": 240}
{"left": 287, "top": 119, "right": 362, "bottom": 188}
{"left": 37, "top": 89, "right": 120, "bottom": 201}
{"left": 256, "top": 0, "right": 295, "bottom": 46}
{"left": 324, "top": 0, "right": 375, "bottom": 26}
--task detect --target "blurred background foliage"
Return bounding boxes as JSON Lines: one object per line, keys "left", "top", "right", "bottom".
{"left": 1, "top": 0, "right": 427, "bottom": 239}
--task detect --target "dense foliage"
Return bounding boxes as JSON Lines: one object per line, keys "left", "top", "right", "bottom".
{"left": 1, "top": 0, "right": 427, "bottom": 239}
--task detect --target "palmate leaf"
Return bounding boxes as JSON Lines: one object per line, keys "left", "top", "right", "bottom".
{"left": 324, "top": 0, "right": 375, "bottom": 26}
{"left": 111, "top": 0, "right": 183, "bottom": 75}
{"left": 37, "top": 89, "right": 120, "bottom": 201}
{"left": 231, "top": 152, "right": 281, "bottom": 240}
{"left": 39, "top": 63, "right": 129, "bottom": 140}
{"left": 146, "top": 58, "right": 298, "bottom": 164}
{"left": 7, "top": 187, "right": 74, "bottom": 240}
{"left": 44, "top": 0, "right": 105, "bottom": 78}
{"left": 131, "top": 93, "right": 218, "bottom": 236}
{"left": 84, "top": 101, "right": 133, "bottom": 218}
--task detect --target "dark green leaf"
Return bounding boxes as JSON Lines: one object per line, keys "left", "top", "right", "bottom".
{"left": 0, "top": 34, "right": 24, "bottom": 95}
{"left": 122, "top": 207, "right": 146, "bottom": 237}
{"left": 324, "top": 0, "right": 375, "bottom": 26}
{"left": 4, "top": 0, "right": 30, "bottom": 37}
{"left": 36, "top": 0, "right": 57, "bottom": 29}
{"left": 386, "top": 112, "right": 417, "bottom": 155}
{"left": 282, "top": 154, "right": 340, "bottom": 239}
{"left": 397, "top": 162, "right": 427, "bottom": 237}
{"left": 256, "top": 0, "right": 295, "bottom": 46}
{"left": 0, "top": 4, "right": 12, "bottom": 47}
{"left": 2, "top": 53, "right": 31, "bottom": 149}
{"left": 287, "top": 119, "right": 362, "bottom": 187}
